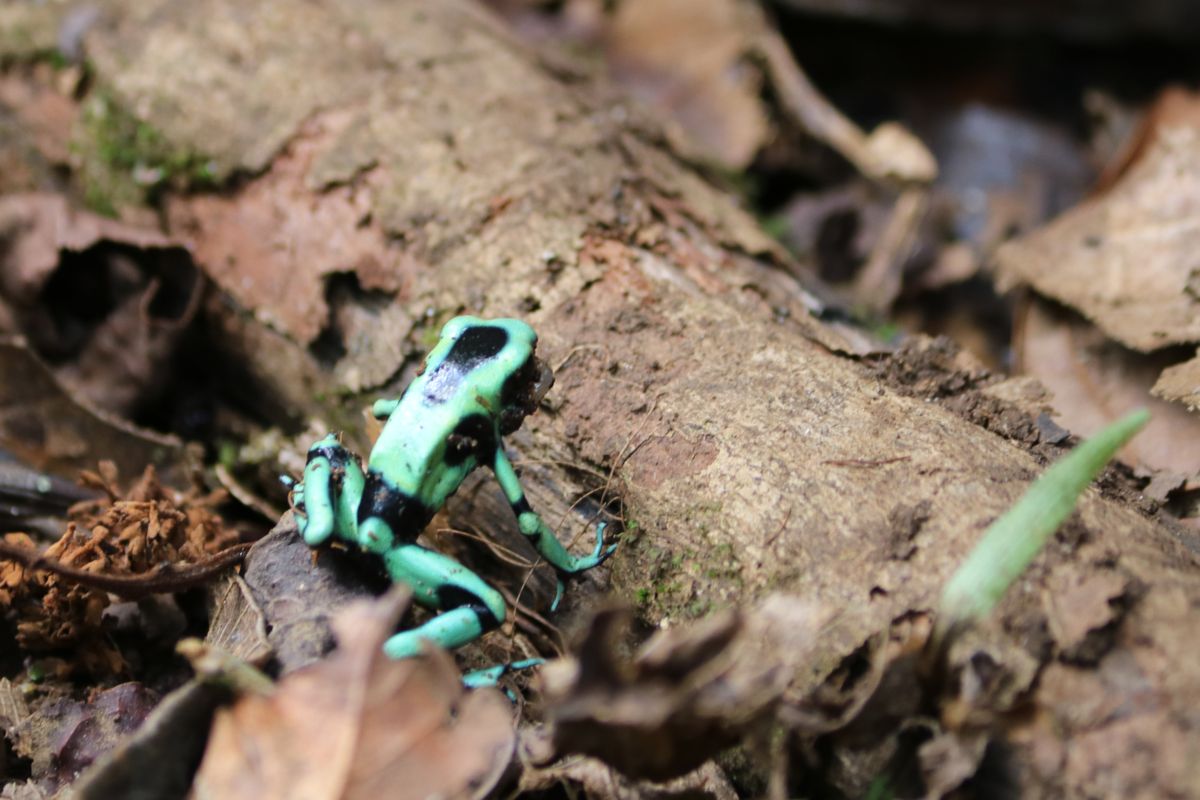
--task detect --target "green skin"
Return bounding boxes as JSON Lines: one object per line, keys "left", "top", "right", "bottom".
{"left": 293, "top": 316, "right": 615, "bottom": 686}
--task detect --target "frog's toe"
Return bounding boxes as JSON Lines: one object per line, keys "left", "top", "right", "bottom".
{"left": 550, "top": 576, "right": 565, "bottom": 612}
{"left": 591, "top": 521, "right": 608, "bottom": 549}
{"left": 589, "top": 521, "right": 617, "bottom": 559}
{"left": 591, "top": 542, "right": 618, "bottom": 567}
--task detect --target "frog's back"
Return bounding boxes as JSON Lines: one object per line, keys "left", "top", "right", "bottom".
{"left": 367, "top": 319, "right": 536, "bottom": 505}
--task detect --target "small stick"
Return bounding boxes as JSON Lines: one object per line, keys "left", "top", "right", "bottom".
{"left": 0, "top": 540, "right": 253, "bottom": 600}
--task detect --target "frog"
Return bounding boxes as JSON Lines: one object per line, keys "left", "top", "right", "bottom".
{"left": 291, "top": 315, "right": 617, "bottom": 686}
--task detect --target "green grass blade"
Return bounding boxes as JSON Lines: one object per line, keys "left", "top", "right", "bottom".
{"left": 938, "top": 409, "right": 1149, "bottom": 634}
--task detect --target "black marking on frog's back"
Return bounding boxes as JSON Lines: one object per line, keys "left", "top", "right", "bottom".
{"left": 436, "top": 584, "right": 500, "bottom": 631}
{"left": 447, "top": 325, "right": 508, "bottom": 366}
{"left": 422, "top": 325, "right": 510, "bottom": 406}
{"left": 444, "top": 412, "right": 496, "bottom": 467}
{"left": 359, "top": 472, "right": 432, "bottom": 542}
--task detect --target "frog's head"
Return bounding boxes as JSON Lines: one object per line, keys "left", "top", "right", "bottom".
{"left": 436, "top": 316, "right": 554, "bottom": 434}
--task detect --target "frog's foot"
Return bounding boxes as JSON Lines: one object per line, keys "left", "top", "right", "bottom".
{"left": 585, "top": 520, "right": 619, "bottom": 567}
{"left": 549, "top": 521, "right": 618, "bottom": 612}
{"left": 566, "top": 521, "right": 619, "bottom": 572}
{"left": 297, "top": 434, "right": 364, "bottom": 547}
{"left": 461, "top": 658, "right": 543, "bottom": 690}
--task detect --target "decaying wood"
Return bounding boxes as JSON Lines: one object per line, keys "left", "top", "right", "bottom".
{"left": 3, "top": 0, "right": 1199, "bottom": 794}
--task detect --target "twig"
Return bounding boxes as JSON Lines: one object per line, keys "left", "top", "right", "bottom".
{"left": 755, "top": 27, "right": 935, "bottom": 186}
{"left": 854, "top": 186, "right": 929, "bottom": 311}
{"left": 822, "top": 456, "right": 911, "bottom": 468}
{"left": 0, "top": 540, "right": 253, "bottom": 600}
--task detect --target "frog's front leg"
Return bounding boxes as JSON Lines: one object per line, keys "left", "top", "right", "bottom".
{"left": 381, "top": 543, "right": 509, "bottom": 658}
{"left": 492, "top": 447, "right": 617, "bottom": 574}
{"left": 296, "top": 434, "right": 365, "bottom": 546}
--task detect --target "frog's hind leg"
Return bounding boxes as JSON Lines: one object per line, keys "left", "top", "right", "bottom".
{"left": 382, "top": 544, "right": 508, "bottom": 659}
{"left": 296, "top": 434, "right": 365, "bottom": 547}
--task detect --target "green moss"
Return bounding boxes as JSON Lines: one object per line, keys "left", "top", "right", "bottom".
{"left": 43, "top": 49, "right": 69, "bottom": 70}
{"left": 613, "top": 501, "right": 753, "bottom": 626}
{"left": 684, "top": 596, "right": 713, "bottom": 618}
{"left": 419, "top": 323, "right": 443, "bottom": 350}
{"left": 216, "top": 439, "right": 240, "bottom": 471}
{"left": 716, "top": 743, "right": 771, "bottom": 798}
{"left": 864, "top": 775, "right": 895, "bottom": 800}
{"left": 75, "top": 92, "right": 217, "bottom": 215}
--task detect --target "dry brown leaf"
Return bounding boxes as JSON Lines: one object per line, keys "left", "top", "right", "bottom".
{"left": 9, "top": 682, "right": 158, "bottom": 794}
{"left": 166, "top": 114, "right": 415, "bottom": 352}
{"left": 1015, "top": 298, "right": 1200, "bottom": 476}
{"left": 799, "top": 613, "right": 1039, "bottom": 798}
{"left": 1152, "top": 349, "right": 1200, "bottom": 412}
{"left": 1093, "top": 85, "right": 1200, "bottom": 192}
{"left": 1065, "top": 710, "right": 1197, "bottom": 798}
{"left": 519, "top": 746, "right": 739, "bottom": 800}
{"left": 192, "top": 593, "right": 516, "bottom": 800}
{"left": 0, "top": 70, "right": 76, "bottom": 195}
{"left": 1042, "top": 565, "right": 1130, "bottom": 659}
{"left": 67, "top": 680, "right": 231, "bottom": 800}
{"left": 1032, "top": 655, "right": 1200, "bottom": 797}
{"left": 0, "top": 194, "right": 173, "bottom": 304}
{"left": 606, "top": 0, "right": 768, "bottom": 169}
{"left": 0, "top": 337, "right": 183, "bottom": 480}
{"left": 995, "top": 89, "right": 1200, "bottom": 353}
{"left": 0, "top": 193, "right": 201, "bottom": 416}
{"left": 543, "top": 595, "right": 828, "bottom": 782}
{"left": 204, "top": 574, "right": 273, "bottom": 667}
{"left": 917, "top": 728, "right": 989, "bottom": 799}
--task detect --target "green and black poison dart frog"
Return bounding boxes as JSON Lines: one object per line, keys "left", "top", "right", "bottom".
{"left": 292, "top": 316, "right": 616, "bottom": 686}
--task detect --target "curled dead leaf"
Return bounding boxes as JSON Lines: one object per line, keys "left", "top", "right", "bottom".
{"left": 0, "top": 193, "right": 201, "bottom": 417}
{"left": 9, "top": 682, "right": 158, "bottom": 794}
{"left": 519, "top": 743, "right": 738, "bottom": 800}
{"left": 542, "top": 595, "right": 828, "bottom": 782}
{"left": 996, "top": 88, "right": 1200, "bottom": 352}
{"left": 1042, "top": 565, "right": 1132, "bottom": 661}
{"left": 1014, "top": 298, "right": 1200, "bottom": 476}
{"left": 0, "top": 336, "right": 183, "bottom": 480}
{"left": 606, "top": 0, "right": 768, "bottom": 169}
{"left": 192, "top": 591, "right": 516, "bottom": 800}
{"left": 67, "top": 680, "right": 233, "bottom": 800}
{"left": 1152, "top": 349, "right": 1200, "bottom": 412}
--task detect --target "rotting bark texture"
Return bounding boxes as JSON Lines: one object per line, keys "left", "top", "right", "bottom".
{"left": 25, "top": 0, "right": 1200, "bottom": 794}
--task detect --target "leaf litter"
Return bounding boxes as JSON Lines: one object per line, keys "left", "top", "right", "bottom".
{"left": 996, "top": 87, "right": 1200, "bottom": 482}
{"left": 191, "top": 591, "right": 517, "bottom": 800}
{"left": 0, "top": 462, "right": 241, "bottom": 676}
